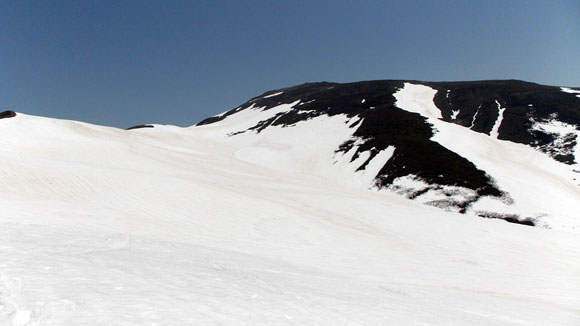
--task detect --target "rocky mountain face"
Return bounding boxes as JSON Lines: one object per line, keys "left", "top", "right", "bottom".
{"left": 199, "top": 80, "right": 580, "bottom": 227}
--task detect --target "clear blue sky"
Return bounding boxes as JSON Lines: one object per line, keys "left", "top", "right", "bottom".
{"left": 1, "top": 1, "right": 579, "bottom": 128}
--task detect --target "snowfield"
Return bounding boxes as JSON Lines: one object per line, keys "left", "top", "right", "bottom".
{"left": 0, "top": 111, "right": 579, "bottom": 325}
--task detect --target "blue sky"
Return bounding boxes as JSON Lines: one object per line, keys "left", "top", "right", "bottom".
{"left": 1, "top": 1, "right": 579, "bottom": 128}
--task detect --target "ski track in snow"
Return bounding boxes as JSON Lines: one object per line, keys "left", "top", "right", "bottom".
{"left": 0, "top": 111, "right": 578, "bottom": 325}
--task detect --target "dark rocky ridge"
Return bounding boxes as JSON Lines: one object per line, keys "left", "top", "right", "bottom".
{"left": 0, "top": 111, "right": 17, "bottom": 119}
{"left": 126, "top": 124, "right": 154, "bottom": 130}
{"left": 198, "top": 80, "right": 580, "bottom": 221}
{"left": 424, "top": 80, "right": 580, "bottom": 164}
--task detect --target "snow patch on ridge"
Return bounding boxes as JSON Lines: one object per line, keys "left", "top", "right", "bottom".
{"left": 470, "top": 106, "right": 480, "bottom": 129}
{"left": 394, "top": 85, "right": 442, "bottom": 119}
{"left": 451, "top": 109, "right": 460, "bottom": 120}
{"left": 489, "top": 100, "right": 506, "bottom": 138}
{"left": 561, "top": 87, "right": 580, "bottom": 98}
{"left": 263, "top": 91, "right": 284, "bottom": 98}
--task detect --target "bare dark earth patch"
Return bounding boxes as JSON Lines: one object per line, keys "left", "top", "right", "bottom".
{"left": 126, "top": 124, "right": 154, "bottom": 130}
{"left": 477, "top": 212, "right": 536, "bottom": 227}
{"left": 0, "top": 111, "right": 16, "bottom": 119}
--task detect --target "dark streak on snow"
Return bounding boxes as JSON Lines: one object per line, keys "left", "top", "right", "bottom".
{"left": 0, "top": 111, "right": 17, "bottom": 119}
{"left": 126, "top": 124, "right": 154, "bottom": 130}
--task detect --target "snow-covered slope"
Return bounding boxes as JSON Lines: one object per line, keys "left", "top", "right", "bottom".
{"left": 199, "top": 80, "right": 580, "bottom": 230}
{"left": 0, "top": 108, "right": 579, "bottom": 325}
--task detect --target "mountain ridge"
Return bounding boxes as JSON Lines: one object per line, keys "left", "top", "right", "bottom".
{"left": 198, "top": 79, "right": 580, "bottom": 228}
{"left": 2, "top": 79, "right": 579, "bottom": 228}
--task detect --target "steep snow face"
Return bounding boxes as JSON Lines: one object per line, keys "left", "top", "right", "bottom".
{"left": 0, "top": 113, "right": 579, "bottom": 325}
{"left": 392, "top": 85, "right": 442, "bottom": 120}
{"left": 394, "top": 83, "right": 580, "bottom": 229}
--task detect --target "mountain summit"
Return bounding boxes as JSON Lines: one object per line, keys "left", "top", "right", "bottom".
{"left": 198, "top": 80, "right": 580, "bottom": 229}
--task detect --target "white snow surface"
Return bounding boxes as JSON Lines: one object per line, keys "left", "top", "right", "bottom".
{"left": 451, "top": 109, "right": 460, "bottom": 120}
{"left": 470, "top": 106, "right": 480, "bottom": 129}
{"left": 561, "top": 87, "right": 580, "bottom": 98}
{"left": 0, "top": 109, "right": 578, "bottom": 325}
{"left": 263, "top": 91, "right": 284, "bottom": 98}
{"left": 489, "top": 100, "right": 506, "bottom": 139}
